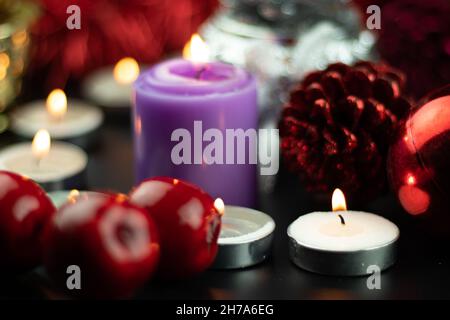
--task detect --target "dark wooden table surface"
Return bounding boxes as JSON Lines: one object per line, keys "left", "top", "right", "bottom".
{"left": 1, "top": 110, "right": 450, "bottom": 300}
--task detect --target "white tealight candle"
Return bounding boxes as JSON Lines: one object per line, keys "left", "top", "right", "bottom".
{"left": 0, "top": 130, "right": 87, "bottom": 191}
{"left": 10, "top": 89, "right": 103, "bottom": 141}
{"left": 287, "top": 189, "right": 399, "bottom": 276}
{"left": 82, "top": 57, "right": 140, "bottom": 109}
{"left": 212, "top": 199, "right": 276, "bottom": 269}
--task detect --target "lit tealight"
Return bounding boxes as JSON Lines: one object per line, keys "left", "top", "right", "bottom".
{"left": 287, "top": 188, "right": 400, "bottom": 276}
{"left": 0, "top": 134, "right": 87, "bottom": 191}
{"left": 113, "top": 57, "right": 140, "bottom": 85}
{"left": 46, "top": 89, "right": 67, "bottom": 121}
{"left": 183, "top": 34, "right": 210, "bottom": 64}
{"left": 32, "top": 129, "right": 51, "bottom": 161}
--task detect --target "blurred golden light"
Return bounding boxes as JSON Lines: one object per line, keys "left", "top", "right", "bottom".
{"left": 46, "top": 89, "right": 67, "bottom": 120}
{"left": 68, "top": 190, "right": 80, "bottom": 203}
{"left": 0, "top": 53, "right": 10, "bottom": 69}
{"left": 113, "top": 57, "right": 140, "bottom": 85}
{"left": 0, "top": 68, "right": 6, "bottom": 81}
{"left": 12, "top": 30, "right": 28, "bottom": 47}
{"left": 32, "top": 129, "right": 51, "bottom": 161}
{"left": 116, "top": 193, "right": 128, "bottom": 203}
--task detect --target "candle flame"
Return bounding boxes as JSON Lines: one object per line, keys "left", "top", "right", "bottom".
{"left": 183, "top": 34, "right": 210, "bottom": 63}
{"left": 46, "top": 89, "right": 67, "bottom": 120}
{"left": 113, "top": 57, "right": 140, "bottom": 85}
{"left": 116, "top": 193, "right": 128, "bottom": 203}
{"left": 214, "top": 198, "right": 225, "bottom": 216}
{"left": 32, "top": 129, "right": 51, "bottom": 161}
{"left": 68, "top": 189, "right": 80, "bottom": 203}
{"left": 332, "top": 188, "right": 347, "bottom": 212}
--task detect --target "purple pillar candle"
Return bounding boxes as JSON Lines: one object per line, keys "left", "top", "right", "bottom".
{"left": 132, "top": 59, "right": 258, "bottom": 207}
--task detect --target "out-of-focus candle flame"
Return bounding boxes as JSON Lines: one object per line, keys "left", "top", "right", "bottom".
{"left": 214, "top": 198, "right": 225, "bottom": 216}
{"left": 68, "top": 189, "right": 80, "bottom": 203}
{"left": 332, "top": 188, "right": 347, "bottom": 212}
{"left": 32, "top": 129, "right": 51, "bottom": 161}
{"left": 183, "top": 34, "right": 210, "bottom": 64}
{"left": 116, "top": 193, "right": 128, "bottom": 203}
{"left": 46, "top": 89, "right": 67, "bottom": 120}
{"left": 113, "top": 57, "right": 140, "bottom": 85}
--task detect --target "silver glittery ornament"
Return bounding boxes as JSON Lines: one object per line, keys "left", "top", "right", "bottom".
{"left": 201, "top": 0, "right": 376, "bottom": 111}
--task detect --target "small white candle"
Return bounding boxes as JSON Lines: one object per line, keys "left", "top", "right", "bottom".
{"left": 287, "top": 189, "right": 399, "bottom": 276}
{"left": 212, "top": 199, "right": 275, "bottom": 269}
{"left": 10, "top": 89, "right": 103, "bottom": 140}
{"left": 0, "top": 130, "right": 87, "bottom": 190}
{"left": 82, "top": 57, "right": 140, "bottom": 108}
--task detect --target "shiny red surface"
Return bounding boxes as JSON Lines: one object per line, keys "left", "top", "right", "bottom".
{"left": 0, "top": 171, "right": 56, "bottom": 272}
{"left": 43, "top": 193, "right": 160, "bottom": 298}
{"left": 130, "top": 177, "right": 222, "bottom": 278}
{"left": 388, "top": 86, "right": 450, "bottom": 235}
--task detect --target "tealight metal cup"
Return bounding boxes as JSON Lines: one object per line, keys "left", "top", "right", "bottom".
{"left": 288, "top": 235, "right": 398, "bottom": 276}
{"left": 212, "top": 206, "right": 275, "bottom": 269}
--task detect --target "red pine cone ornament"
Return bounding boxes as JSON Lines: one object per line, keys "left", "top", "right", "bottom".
{"left": 279, "top": 61, "right": 412, "bottom": 202}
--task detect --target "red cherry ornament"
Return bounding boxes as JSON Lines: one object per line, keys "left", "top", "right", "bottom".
{"left": 43, "top": 193, "right": 160, "bottom": 298}
{"left": 388, "top": 86, "right": 450, "bottom": 236}
{"left": 129, "top": 177, "right": 222, "bottom": 278}
{"left": 0, "top": 171, "right": 56, "bottom": 272}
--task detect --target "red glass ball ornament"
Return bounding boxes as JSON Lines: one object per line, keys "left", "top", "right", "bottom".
{"left": 129, "top": 177, "right": 222, "bottom": 278}
{"left": 388, "top": 86, "right": 450, "bottom": 235}
{"left": 0, "top": 171, "right": 56, "bottom": 272}
{"left": 43, "top": 193, "right": 160, "bottom": 298}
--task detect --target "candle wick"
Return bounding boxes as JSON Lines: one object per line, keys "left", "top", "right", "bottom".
{"left": 195, "top": 66, "right": 206, "bottom": 80}
{"left": 338, "top": 214, "right": 346, "bottom": 225}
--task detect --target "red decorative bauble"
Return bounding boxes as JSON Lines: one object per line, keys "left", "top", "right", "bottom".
{"left": 388, "top": 85, "right": 450, "bottom": 236}
{"left": 43, "top": 193, "right": 160, "bottom": 298}
{"left": 377, "top": 0, "right": 450, "bottom": 98}
{"left": 0, "top": 171, "right": 56, "bottom": 272}
{"left": 279, "top": 61, "right": 412, "bottom": 203}
{"left": 129, "top": 177, "right": 221, "bottom": 278}
{"left": 29, "top": 0, "right": 218, "bottom": 88}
